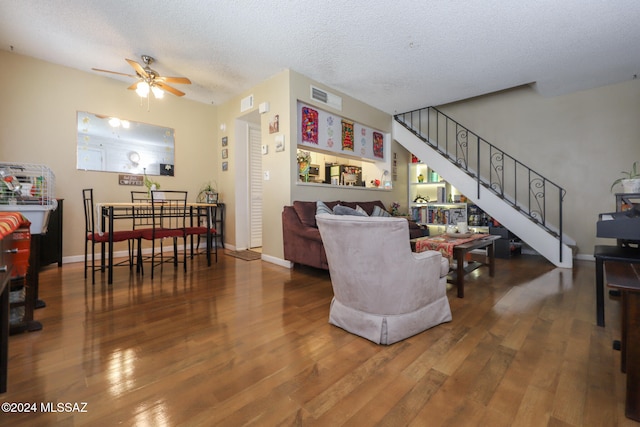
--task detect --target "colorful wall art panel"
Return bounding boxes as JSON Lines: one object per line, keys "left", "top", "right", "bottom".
{"left": 341, "top": 120, "right": 354, "bottom": 151}
{"left": 297, "top": 102, "right": 387, "bottom": 161}
{"left": 373, "top": 131, "right": 384, "bottom": 158}
{"left": 301, "top": 106, "right": 318, "bottom": 144}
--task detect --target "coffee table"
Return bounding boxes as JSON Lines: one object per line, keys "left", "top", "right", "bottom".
{"left": 411, "top": 234, "right": 500, "bottom": 298}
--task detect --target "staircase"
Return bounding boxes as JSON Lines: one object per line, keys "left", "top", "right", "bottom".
{"left": 394, "top": 107, "right": 574, "bottom": 268}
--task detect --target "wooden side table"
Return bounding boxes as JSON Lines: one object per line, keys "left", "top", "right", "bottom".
{"left": 594, "top": 245, "right": 640, "bottom": 326}
{"left": 605, "top": 261, "right": 640, "bottom": 421}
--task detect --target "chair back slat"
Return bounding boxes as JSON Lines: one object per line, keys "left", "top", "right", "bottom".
{"left": 151, "top": 190, "right": 188, "bottom": 236}
{"left": 131, "top": 191, "right": 153, "bottom": 228}
{"left": 83, "top": 188, "right": 96, "bottom": 238}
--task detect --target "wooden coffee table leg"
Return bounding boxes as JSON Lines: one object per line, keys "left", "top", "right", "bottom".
{"left": 457, "top": 249, "right": 465, "bottom": 298}
{"left": 488, "top": 241, "right": 495, "bottom": 277}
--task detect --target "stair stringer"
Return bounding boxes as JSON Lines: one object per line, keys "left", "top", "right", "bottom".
{"left": 394, "top": 121, "right": 573, "bottom": 268}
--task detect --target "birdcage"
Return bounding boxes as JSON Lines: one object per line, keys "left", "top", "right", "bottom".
{"left": 0, "top": 162, "right": 57, "bottom": 234}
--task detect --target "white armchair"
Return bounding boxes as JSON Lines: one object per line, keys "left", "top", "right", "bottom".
{"left": 316, "top": 214, "right": 452, "bottom": 345}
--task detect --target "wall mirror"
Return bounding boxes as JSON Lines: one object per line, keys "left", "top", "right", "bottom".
{"left": 76, "top": 111, "right": 175, "bottom": 176}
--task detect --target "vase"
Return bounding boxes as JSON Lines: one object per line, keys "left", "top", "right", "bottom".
{"left": 299, "top": 161, "right": 310, "bottom": 182}
{"left": 621, "top": 179, "right": 640, "bottom": 193}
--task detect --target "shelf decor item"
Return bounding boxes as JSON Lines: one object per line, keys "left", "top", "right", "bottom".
{"left": 611, "top": 161, "right": 640, "bottom": 193}
{"left": 197, "top": 181, "right": 218, "bottom": 203}
{"left": 297, "top": 151, "right": 311, "bottom": 182}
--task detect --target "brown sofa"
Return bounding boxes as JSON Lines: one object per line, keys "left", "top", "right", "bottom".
{"left": 282, "top": 200, "right": 426, "bottom": 270}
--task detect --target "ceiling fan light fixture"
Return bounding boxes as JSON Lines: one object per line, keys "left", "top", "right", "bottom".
{"left": 136, "top": 81, "right": 150, "bottom": 97}
{"left": 151, "top": 85, "right": 164, "bottom": 99}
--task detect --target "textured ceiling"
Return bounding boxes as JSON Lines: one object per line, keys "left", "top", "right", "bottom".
{"left": 1, "top": 0, "right": 639, "bottom": 114}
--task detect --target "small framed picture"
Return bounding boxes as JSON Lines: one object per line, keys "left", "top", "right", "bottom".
{"left": 269, "top": 115, "right": 279, "bottom": 134}
{"left": 222, "top": 161, "right": 228, "bottom": 172}
{"left": 222, "top": 148, "right": 228, "bottom": 159}
{"left": 222, "top": 136, "right": 228, "bottom": 147}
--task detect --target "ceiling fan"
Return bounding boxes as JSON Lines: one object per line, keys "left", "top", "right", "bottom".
{"left": 92, "top": 55, "right": 191, "bottom": 98}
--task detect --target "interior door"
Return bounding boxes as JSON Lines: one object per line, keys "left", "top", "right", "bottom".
{"left": 248, "top": 124, "right": 262, "bottom": 248}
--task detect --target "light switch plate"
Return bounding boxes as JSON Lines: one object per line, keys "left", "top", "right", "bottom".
{"left": 261, "top": 144, "right": 268, "bottom": 155}
{"left": 264, "top": 171, "right": 270, "bottom": 180}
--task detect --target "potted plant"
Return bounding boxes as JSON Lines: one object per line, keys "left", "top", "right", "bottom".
{"left": 611, "top": 161, "right": 640, "bottom": 193}
{"left": 197, "top": 181, "right": 218, "bottom": 203}
{"left": 143, "top": 168, "right": 160, "bottom": 196}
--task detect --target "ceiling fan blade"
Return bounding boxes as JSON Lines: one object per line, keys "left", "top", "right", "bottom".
{"left": 157, "top": 76, "right": 192, "bottom": 85}
{"left": 126, "top": 58, "right": 149, "bottom": 79}
{"left": 126, "top": 82, "right": 139, "bottom": 90}
{"left": 91, "top": 68, "right": 138, "bottom": 78}
{"left": 155, "top": 81, "right": 185, "bottom": 97}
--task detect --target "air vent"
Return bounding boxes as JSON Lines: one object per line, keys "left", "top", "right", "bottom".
{"left": 240, "top": 94, "right": 254, "bottom": 112}
{"left": 310, "top": 85, "right": 342, "bottom": 111}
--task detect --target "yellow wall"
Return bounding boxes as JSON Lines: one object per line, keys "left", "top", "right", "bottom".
{"left": 0, "top": 51, "right": 217, "bottom": 261}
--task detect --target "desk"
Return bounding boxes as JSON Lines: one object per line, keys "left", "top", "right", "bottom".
{"left": 605, "top": 261, "right": 640, "bottom": 421}
{"left": 98, "top": 202, "right": 218, "bottom": 284}
{"left": 411, "top": 234, "right": 500, "bottom": 298}
{"left": 594, "top": 244, "right": 640, "bottom": 327}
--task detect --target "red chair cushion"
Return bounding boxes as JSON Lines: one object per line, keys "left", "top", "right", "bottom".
{"left": 88, "top": 230, "right": 141, "bottom": 242}
{"left": 141, "top": 229, "right": 185, "bottom": 240}
{"left": 185, "top": 226, "right": 216, "bottom": 235}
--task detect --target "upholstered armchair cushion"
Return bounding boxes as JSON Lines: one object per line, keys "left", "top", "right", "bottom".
{"left": 316, "top": 214, "right": 452, "bottom": 345}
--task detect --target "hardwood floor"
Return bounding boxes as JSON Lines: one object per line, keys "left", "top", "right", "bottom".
{"left": 2, "top": 252, "right": 638, "bottom": 426}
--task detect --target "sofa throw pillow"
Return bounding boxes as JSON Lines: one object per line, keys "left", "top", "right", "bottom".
{"left": 333, "top": 205, "right": 368, "bottom": 216}
{"left": 372, "top": 205, "right": 392, "bottom": 217}
{"left": 355, "top": 205, "right": 369, "bottom": 216}
{"left": 316, "top": 201, "right": 334, "bottom": 216}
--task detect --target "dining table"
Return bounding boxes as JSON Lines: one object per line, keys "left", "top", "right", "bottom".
{"left": 96, "top": 201, "right": 218, "bottom": 284}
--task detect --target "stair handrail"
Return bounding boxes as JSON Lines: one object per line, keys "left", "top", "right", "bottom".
{"left": 395, "top": 106, "right": 566, "bottom": 263}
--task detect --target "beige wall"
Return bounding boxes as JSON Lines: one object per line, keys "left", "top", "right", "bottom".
{"left": 438, "top": 82, "right": 640, "bottom": 257}
{"left": 213, "top": 70, "right": 292, "bottom": 258}
{"left": 4, "top": 49, "right": 635, "bottom": 264}
{"left": 0, "top": 51, "right": 217, "bottom": 261}
{"left": 214, "top": 69, "right": 407, "bottom": 262}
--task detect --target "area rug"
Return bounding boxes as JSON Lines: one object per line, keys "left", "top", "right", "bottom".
{"left": 225, "top": 250, "right": 262, "bottom": 261}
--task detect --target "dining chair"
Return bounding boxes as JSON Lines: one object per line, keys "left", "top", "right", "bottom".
{"left": 82, "top": 189, "right": 140, "bottom": 284}
{"left": 139, "top": 190, "right": 188, "bottom": 278}
{"left": 185, "top": 204, "right": 219, "bottom": 263}
{"left": 130, "top": 190, "right": 152, "bottom": 272}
